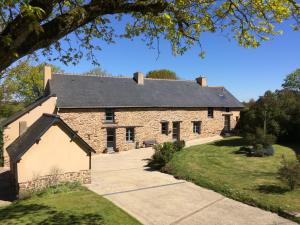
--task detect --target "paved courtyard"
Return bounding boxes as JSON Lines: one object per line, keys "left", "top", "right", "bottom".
{"left": 86, "top": 137, "right": 296, "bottom": 225}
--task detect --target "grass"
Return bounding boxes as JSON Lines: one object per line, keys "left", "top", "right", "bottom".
{"left": 164, "top": 137, "right": 300, "bottom": 222}
{"left": 0, "top": 183, "right": 141, "bottom": 225}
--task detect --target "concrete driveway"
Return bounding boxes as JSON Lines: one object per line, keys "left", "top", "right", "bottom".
{"left": 87, "top": 145, "right": 296, "bottom": 225}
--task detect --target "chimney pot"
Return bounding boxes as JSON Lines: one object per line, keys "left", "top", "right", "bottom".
{"left": 44, "top": 65, "right": 52, "bottom": 89}
{"left": 19, "top": 121, "right": 27, "bottom": 136}
{"left": 133, "top": 72, "right": 144, "bottom": 85}
{"left": 196, "top": 76, "right": 207, "bottom": 87}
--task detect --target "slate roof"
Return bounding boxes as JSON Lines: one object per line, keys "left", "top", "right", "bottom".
{"left": 7, "top": 113, "right": 96, "bottom": 163}
{"left": 49, "top": 74, "right": 243, "bottom": 108}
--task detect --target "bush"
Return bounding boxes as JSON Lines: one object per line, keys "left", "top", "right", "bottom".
{"left": 20, "top": 182, "right": 83, "bottom": 199}
{"left": 278, "top": 155, "right": 300, "bottom": 191}
{"left": 245, "top": 128, "right": 276, "bottom": 149}
{"left": 173, "top": 140, "right": 185, "bottom": 151}
{"left": 148, "top": 141, "right": 185, "bottom": 170}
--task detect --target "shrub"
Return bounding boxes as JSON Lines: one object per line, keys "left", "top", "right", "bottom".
{"left": 173, "top": 140, "right": 185, "bottom": 151}
{"left": 148, "top": 141, "right": 184, "bottom": 170}
{"left": 245, "top": 128, "right": 276, "bottom": 148}
{"left": 278, "top": 155, "right": 300, "bottom": 191}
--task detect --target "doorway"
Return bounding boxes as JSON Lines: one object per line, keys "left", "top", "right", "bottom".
{"left": 224, "top": 115, "right": 231, "bottom": 132}
{"left": 172, "top": 122, "right": 180, "bottom": 141}
{"left": 106, "top": 128, "right": 116, "bottom": 151}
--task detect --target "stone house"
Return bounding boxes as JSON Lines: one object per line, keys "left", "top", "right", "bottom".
{"left": 1, "top": 65, "right": 243, "bottom": 192}
{"left": 48, "top": 66, "right": 243, "bottom": 153}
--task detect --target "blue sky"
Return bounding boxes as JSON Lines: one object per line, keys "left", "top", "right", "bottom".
{"left": 38, "top": 22, "right": 300, "bottom": 102}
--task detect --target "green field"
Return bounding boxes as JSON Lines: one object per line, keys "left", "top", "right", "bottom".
{"left": 0, "top": 184, "right": 141, "bottom": 225}
{"left": 165, "top": 137, "right": 300, "bottom": 222}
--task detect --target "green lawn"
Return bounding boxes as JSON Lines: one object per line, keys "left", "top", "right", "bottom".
{"left": 165, "top": 137, "right": 300, "bottom": 222}
{"left": 0, "top": 184, "right": 141, "bottom": 225}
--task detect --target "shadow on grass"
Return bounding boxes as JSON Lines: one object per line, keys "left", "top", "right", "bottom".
{"left": 0, "top": 203, "right": 104, "bottom": 224}
{"left": 257, "top": 184, "right": 289, "bottom": 194}
{"left": 212, "top": 137, "right": 247, "bottom": 147}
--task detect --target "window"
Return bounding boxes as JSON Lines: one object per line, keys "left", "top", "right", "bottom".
{"left": 161, "top": 122, "right": 169, "bottom": 135}
{"left": 225, "top": 107, "right": 230, "bottom": 112}
{"left": 105, "top": 109, "right": 114, "bottom": 122}
{"left": 208, "top": 107, "right": 214, "bottom": 118}
{"left": 126, "top": 128, "right": 134, "bottom": 142}
{"left": 193, "top": 121, "right": 201, "bottom": 134}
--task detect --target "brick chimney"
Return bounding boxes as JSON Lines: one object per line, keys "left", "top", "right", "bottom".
{"left": 133, "top": 72, "right": 144, "bottom": 85}
{"left": 44, "top": 65, "right": 52, "bottom": 89}
{"left": 19, "top": 121, "right": 27, "bottom": 136}
{"left": 196, "top": 76, "right": 207, "bottom": 87}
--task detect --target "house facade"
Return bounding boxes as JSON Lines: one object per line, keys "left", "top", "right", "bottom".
{"left": 2, "top": 66, "right": 243, "bottom": 167}
{"left": 48, "top": 66, "right": 243, "bottom": 153}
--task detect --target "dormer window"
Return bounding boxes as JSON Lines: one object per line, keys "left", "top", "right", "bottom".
{"left": 105, "top": 109, "right": 114, "bottom": 122}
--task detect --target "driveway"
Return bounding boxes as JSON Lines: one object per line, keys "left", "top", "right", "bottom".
{"left": 87, "top": 140, "right": 296, "bottom": 225}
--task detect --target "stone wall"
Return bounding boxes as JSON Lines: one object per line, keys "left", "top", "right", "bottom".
{"left": 59, "top": 108, "right": 240, "bottom": 153}
{"left": 18, "top": 170, "right": 91, "bottom": 197}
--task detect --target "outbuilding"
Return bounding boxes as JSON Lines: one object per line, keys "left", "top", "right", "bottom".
{"left": 6, "top": 113, "right": 95, "bottom": 196}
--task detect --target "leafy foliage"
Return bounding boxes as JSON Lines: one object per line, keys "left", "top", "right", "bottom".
{"left": 0, "top": 1, "right": 300, "bottom": 72}
{"left": 244, "top": 127, "right": 277, "bottom": 149}
{"left": 146, "top": 69, "right": 179, "bottom": 80}
{"left": 148, "top": 140, "right": 185, "bottom": 170}
{"left": 282, "top": 68, "right": 300, "bottom": 91}
{"left": 0, "top": 60, "right": 62, "bottom": 122}
{"left": 238, "top": 89, "right": 300, "bottom": 142}
{"left": 84, "top": 67, "right": 112, "bottom": 77}
{"left": 278, "top": 155, "right": 300, "bottom": 191}
{"left": 1, "top": 60, "right": 62, "bottom": 104}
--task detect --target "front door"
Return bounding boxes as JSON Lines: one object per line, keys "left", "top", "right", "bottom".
{"left": 224, "top": 115, "right": 231, "bottom": 132}
{"left": 172, "top": 122, "right": 180, "bottom": 141}
{"left": 106, "top": 128, "right": 115, "bottom": 151}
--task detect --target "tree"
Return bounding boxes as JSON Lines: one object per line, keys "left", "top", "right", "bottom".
{"left": 146, "top": 69, "right": 179, "bottom": 80}
{"left": 1, "top": 61, "right": 62, "bottom": 104}
{"left": 84, "top": 67, "right": 111, "bottom": 77}
{"left": 282, "top": 69, "right": 300, "bottom": 91}
{"left": 238, "top": 89, "right": 300, "bottom": 142}
{"left": 0, "top": 1, "right": 299, "bottom": 74}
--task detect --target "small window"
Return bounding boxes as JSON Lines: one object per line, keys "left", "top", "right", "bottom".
{"left": 208, "top": 107, "right": 214, "bottom": 118}
{"left": 126, "top": 128, "right": 134, "bottom": 142}
{"left": 161, "top": 122, "right": 169, "bottom": 135}
{"left": 105, "top": 109, "right": 114, "bottom": 122}
{"left": 236, "top": 116, "right": 239, "bottom": 121}
{"left": 225, "top": 107, "right": 230, "bottom": 112}
{"left": 193, "top": 121, "right": 201, "bottom": 134}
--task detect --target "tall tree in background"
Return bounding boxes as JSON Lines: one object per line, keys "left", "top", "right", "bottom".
{"left": 0, "top": 61, "right": 61, "bottom": 120}
{"left": 282, "top": 68, "right": 300, "bottom": 91}
{"left": 84, "top": 67, "right": 112, "bottom": 77}
{"left": 147, "top": 69, "right": 179, "bottom": 80}
{"left": 0, "top": 1, "right": 299, "bottom": 73}
{"left": 238, "top": 71, "right": 300, "bottom": 142}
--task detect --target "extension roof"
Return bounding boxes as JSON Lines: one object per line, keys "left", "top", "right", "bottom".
{"left": 7, "top": 113, "right": 95, "bottom": 163}
{"left": 49, "top": 74, "right": 243, "bottom": 108}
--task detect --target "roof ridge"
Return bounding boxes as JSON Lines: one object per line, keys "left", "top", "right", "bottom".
{"left": 54, "top": 73, "right": 198, "bottom": 82}
{"left": 144, "top": 78, "right": 195, "bottom": 82}
{"left": 53, "top": 73, "right": 132, "bottom": 79}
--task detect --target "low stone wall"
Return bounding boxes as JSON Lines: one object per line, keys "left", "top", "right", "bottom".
{"left": 18, "top": 170, "right": 91, "bottom": 197}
